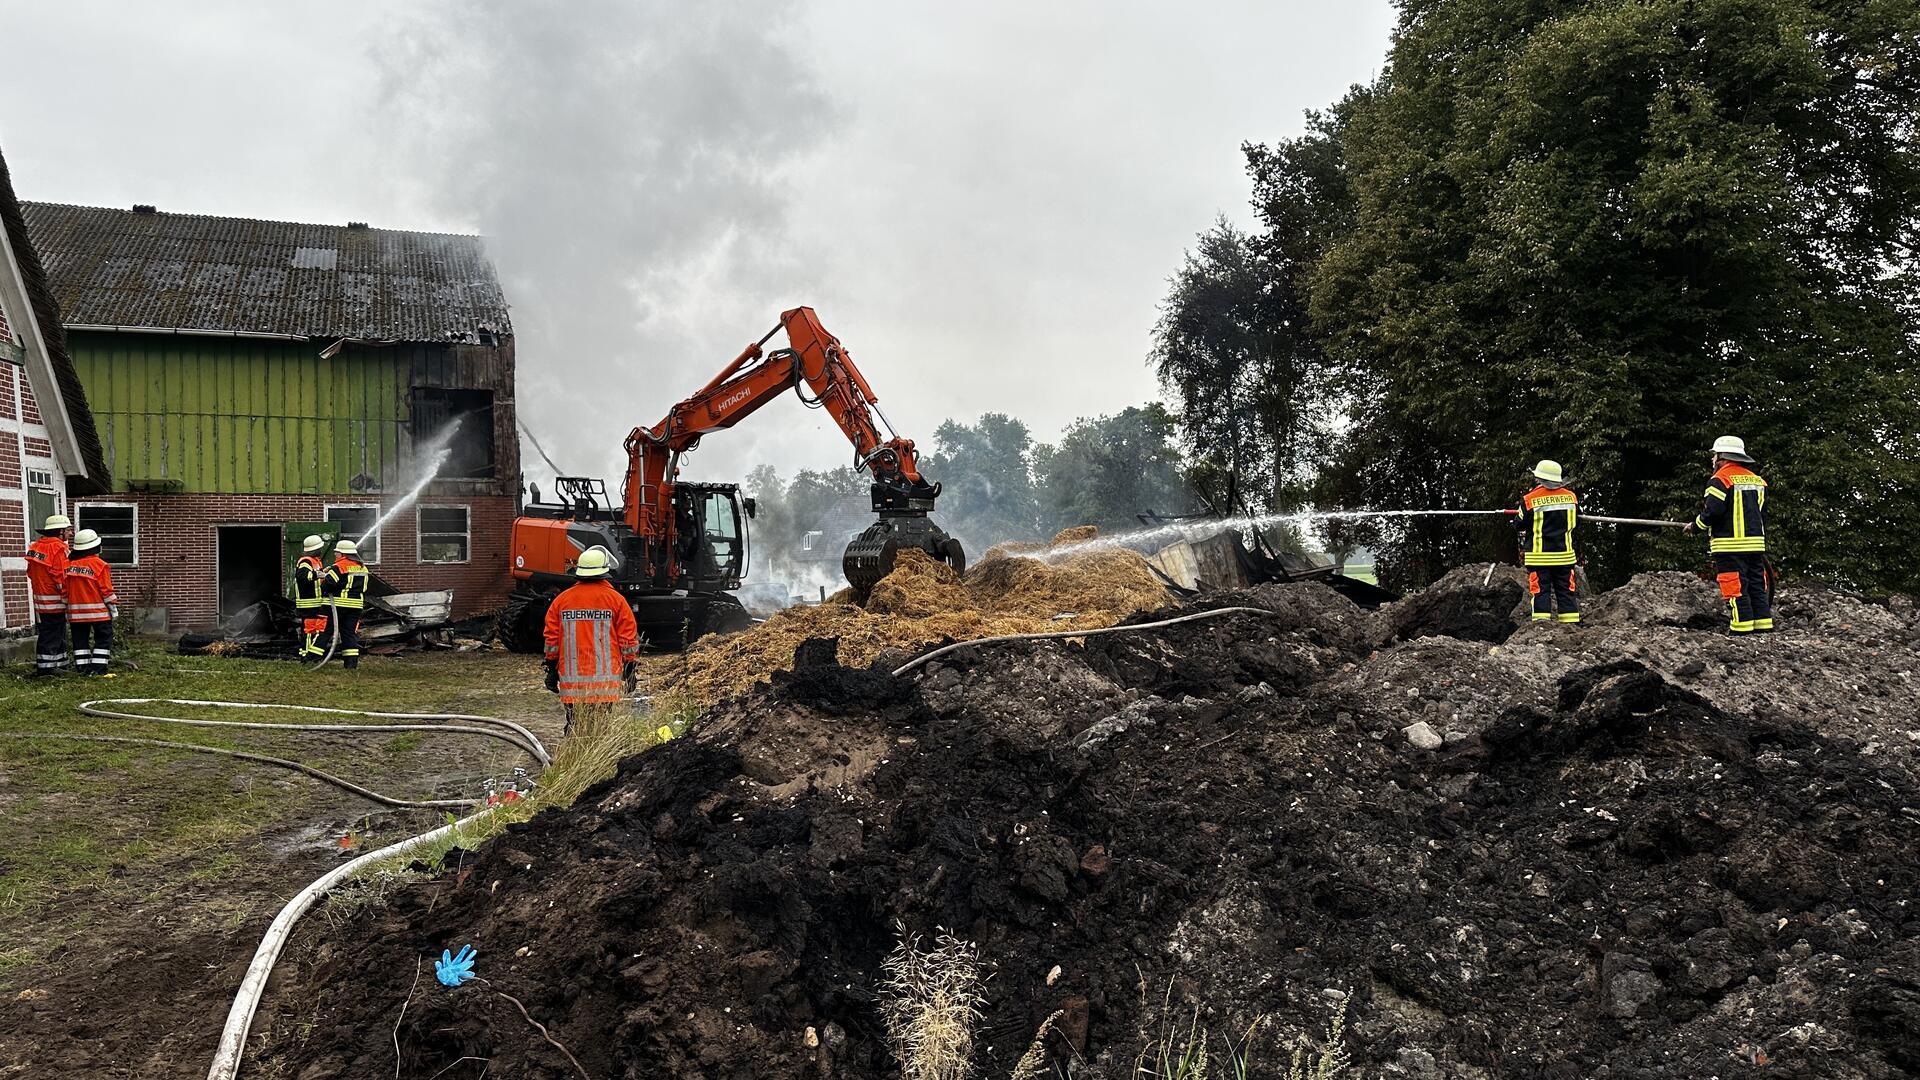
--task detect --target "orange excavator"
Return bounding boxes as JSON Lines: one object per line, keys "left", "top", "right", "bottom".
{"left": 497, "top": 307, "right": 966, "bottom": 652}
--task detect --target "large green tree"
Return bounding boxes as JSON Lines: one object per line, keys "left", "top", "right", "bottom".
{"left": 924, "top": 413, "right": 1043, "bottom": 551}
{"left": 1189, "top": 0, "right": 1918, "bottom": 589}
{"left": 1032, "top": 404, "right": 1194, "bottom": 535}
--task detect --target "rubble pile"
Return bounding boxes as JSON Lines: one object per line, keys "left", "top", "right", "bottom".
{"left": 654, "top": 528, "right": 1169, "bottom": 702}
{"left": 257, "top": 572, "right": 1920, "bottom": 1079}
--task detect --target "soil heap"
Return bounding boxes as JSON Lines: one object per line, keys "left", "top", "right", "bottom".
{"left": 257, "top": 573, "right": 1920, "bottom": 1079}
{"left": 652, "top": 528, "right": 1169, "bottom": 703}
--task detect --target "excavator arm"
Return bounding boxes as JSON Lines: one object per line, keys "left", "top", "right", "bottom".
{"left": 623, "top": 307, "right": 963, "bottom": 591}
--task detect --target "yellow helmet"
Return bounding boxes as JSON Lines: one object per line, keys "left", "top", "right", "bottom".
{"left": 333, "top": 539, "right": 360, "bottom": 556}
{"left": 302, "top": 534, "right": 326, "bottom": 553}
{"left": 574, "top": 546, "right": 615, "bottom": 578}
{"left": 42, "top": 513, "right": 71, "bottom": 531}
{"left": 71, "top": 528, "right": 102, "bottom": 553}
{"left": 1531, "top": 459, "right": 1564, "bottom": 484}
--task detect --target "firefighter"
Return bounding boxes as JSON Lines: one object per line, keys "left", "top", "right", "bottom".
{"left": 1685, "top": 435, "right": 1774, "bottom": 634}
{"left": 1517, "top": 459, "right": 1581, "bottom": 624}
{"left": 25, "top": 513, "right": 71, "bottom": 676}
{"left": 542, "top": 546, "right": 639, "bottom": 736}
{"left": 64, "top": 528, "right": 117, "bottom": 675}
{"left": 292, "top": 534, "right": 328, "bottom": 659}
{"left": 322, "top": 538, "right": 371, "bottom": 669}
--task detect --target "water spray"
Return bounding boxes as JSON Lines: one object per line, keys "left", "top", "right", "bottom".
{"left": 1018, "top": 507, "right": 1687, "bottom": 563}
{"left": 356, "top": 416, "right": 466, "bottom": 549}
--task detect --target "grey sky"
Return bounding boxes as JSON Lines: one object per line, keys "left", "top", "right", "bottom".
{"left": 0, "top": 0, "right": 1394, "bottom": 488}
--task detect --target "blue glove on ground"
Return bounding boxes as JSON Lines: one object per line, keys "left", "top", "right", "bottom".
{"left": 435, "top": 944, "right": 477, "bottom": 987}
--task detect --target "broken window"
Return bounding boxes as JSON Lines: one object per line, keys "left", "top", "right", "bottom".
{"left": 324, "top": 504, "right": 381, "bottom": 564}
{"left": 410, "top": 388, "right": 495, "bottom": 480}
{"left": 417, "top": 505, "right": 470, "bottom": 564}
{"left": 75, "top": 504, "right": 137, "bottom": 565}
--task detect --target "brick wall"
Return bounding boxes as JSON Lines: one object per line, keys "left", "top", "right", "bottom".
{"left": 71, "top": 492, "right": 518, "bottom": 632}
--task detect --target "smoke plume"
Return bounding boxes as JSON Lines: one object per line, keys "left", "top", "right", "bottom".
{"left": 369, "top": 1, "right": 839, "bottom": 486}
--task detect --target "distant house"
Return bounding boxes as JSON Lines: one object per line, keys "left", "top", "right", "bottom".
{"left": 0, "top": 150, "right": 110, "bottom": 634}
{"left": 22, "top": 201, "right": 519, "bottom": 631}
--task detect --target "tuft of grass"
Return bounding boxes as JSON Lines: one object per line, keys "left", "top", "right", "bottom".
{"left": 880, "top": 923, "right": 987, "bottom": 1080}
{"left": 1134, "top": 982, "right": 1353, "bottom": 1080}
{"left": 1010, "top": 1009, "right": 1066, "bottom": 1080}
{"left": 358, "top": 698, "right": 670, "bottom": 877}
{"left": 382, "top": 732, "right": 424, "bottom": 754}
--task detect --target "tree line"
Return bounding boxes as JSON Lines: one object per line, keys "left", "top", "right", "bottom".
{"left": 1154, "top": 0, "right": 1918, "bottom": 591}
{"left": 743, "top": 405, "right": 1193, "bottom": 585}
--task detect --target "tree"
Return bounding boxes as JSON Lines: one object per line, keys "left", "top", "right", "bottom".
{"left": 1220, "top": 0, "right": 1919, "bottom": 590}
{"left": 924, "top": 413, "right": 1042, "bottom": 552}
{"left": 1032, "top": 405, "right": 1194, "bottom": 535}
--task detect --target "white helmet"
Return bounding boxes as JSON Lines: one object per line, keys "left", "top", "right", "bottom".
{"left": 574, "top": 546, "right": 615, "bottom": 578}
{"left": 302, "top": 534, "right": 326, "bottom": 553}
{"left": 333, "top": 539, "right": 360, "bottom": 556}
{"left": 71, "top": 528, "right": 101, "bottom": 553}
{"left": 1530, "top": 459, "right": 1564, "bottom": 484}
{"left": 1711, "top": 435, "right": 1754, "bottom": 462}
{"left": 42, "top": 513, "right": 71, "bottom": 532}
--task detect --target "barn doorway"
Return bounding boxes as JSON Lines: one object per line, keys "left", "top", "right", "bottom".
{"left": 217, "top": 526, "right": 283, "bottom": 624}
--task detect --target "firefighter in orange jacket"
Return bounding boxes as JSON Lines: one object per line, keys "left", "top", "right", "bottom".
{"left": 543, "top": 546, "right": 639, "bottom": 736}
{"left": 1685, "top": 435, "right": 1775, "bottom": 634}
{"left": 25, "top": 512, "right": 71, "bottom": 676}
{"left": 322, "top": 539, "right": 371, "bottom": 669}
{"left": 292, "top": 534, "right": 328, "bottom": 659}
{"left": 1517, "top": 459, "right": 1581, "bottom": 624}
{"left": 64, "top": 528, "right": 117, "bottom": 675}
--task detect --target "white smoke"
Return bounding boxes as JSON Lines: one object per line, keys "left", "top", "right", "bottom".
{"left": 368, "top": 1, "right": 840, "bottom": 486}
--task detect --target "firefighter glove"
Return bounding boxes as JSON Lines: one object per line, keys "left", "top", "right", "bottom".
{"left": 543, "top": 660, "right": 559, "bottom": 693}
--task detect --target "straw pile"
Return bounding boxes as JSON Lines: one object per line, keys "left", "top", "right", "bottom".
{"left": 652, "top": 527, "right": 1169, "bottom": 703}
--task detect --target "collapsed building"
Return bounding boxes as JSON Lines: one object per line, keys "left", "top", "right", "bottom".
{"left": 20, "top": 201, "right": 520, "bottom": 631}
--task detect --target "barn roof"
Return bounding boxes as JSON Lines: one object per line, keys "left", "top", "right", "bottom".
{"left": 20, "top": 202, "right": 512, "bottom": 344}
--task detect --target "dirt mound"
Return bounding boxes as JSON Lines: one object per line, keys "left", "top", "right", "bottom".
{"left": 1583, "top": 570, "right": 1724, "bottom": 628}
{"left": 655, "top": 534, "right": 1169, "bottom": 703}
{"left": 257, "top": 575, "right": 1920, "bottom": 1080}
{"left": 1380, "top": 562, "right": 1525, "bottom": 644}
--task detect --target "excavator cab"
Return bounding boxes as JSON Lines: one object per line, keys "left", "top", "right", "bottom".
{"left": 669, "top": 483, "right": 750, "bottom": 590}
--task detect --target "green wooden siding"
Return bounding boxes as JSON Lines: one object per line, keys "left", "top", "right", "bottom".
{"left": 68, "top": 330, "right": 409, "bottom": 493}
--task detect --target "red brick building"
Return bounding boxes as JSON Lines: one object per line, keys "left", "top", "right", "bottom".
{"left": 22, "top": 201, "right": 519, "bottom": 632}
{"left": 0, "top": 149, "right": 111, "bottom": 634}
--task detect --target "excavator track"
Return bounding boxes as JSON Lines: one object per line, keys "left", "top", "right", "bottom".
{"left": 843, "top": 516, "right": 966, "bottom": 592}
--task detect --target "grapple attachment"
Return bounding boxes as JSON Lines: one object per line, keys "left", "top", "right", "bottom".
{"left": 842, "top": 515, "right": 966, "bottom": 592}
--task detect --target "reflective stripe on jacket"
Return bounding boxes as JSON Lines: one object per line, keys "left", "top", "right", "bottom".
{"left": 1518, "top": 485, "right": 1578, "bottom": 567}
{"left": 1695, "top": 463, "right": 1767, "bottom": 553}
{"left": 324, "top": 557, "right": 371, "bottom": 608}
{"left": 65, "top": 556, "right": 116, "bottom": 623}
{"left": 294, "top": 554, "right": 326, "bottom": 609}
{"left": 26, "top": 536, "right": 67, "bottom": 613}
{"left": 543, "top": 580, "right": 639, "bottom": 704}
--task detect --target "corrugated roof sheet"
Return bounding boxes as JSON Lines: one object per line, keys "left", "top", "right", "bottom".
{"left": 19, "top": 202, "right": 512, "bottom": 343}
{"left": 0, "top": 156, "right": 110, "bottom": 492}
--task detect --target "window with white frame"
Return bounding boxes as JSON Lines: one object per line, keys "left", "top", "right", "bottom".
{"left": 75, "top": 503, "right": 137, "bottom": 565}
{"left": 324, "top": 504, "right": 382, "bottom": 563}
{"left": 25, "top": 468, "right": 56, "bottom": 541}
{"left": 417, "top": 505, "right": 470, "bottom": 564}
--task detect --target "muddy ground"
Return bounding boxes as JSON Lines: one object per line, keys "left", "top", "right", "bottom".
{"left": 255, "top": 571, "right": 1920, "bottom": 1079}
{"left": 0, "top": 648, "right": 571, "bottom": 1079}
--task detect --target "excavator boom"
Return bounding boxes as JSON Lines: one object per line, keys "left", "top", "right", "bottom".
{"left": 623, "top": 307, "right": 963, "bottom": 592}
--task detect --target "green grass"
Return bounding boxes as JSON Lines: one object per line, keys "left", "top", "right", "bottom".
{"left": 0, "top": 637, "right": 560, "bottom": 989}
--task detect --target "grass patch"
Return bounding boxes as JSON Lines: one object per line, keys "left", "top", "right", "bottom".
{"left": 383, "top": 731, "right": 424, "bottom": 754}
{"left": 0, "top": 639, "right": 558, "bottom": 989}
